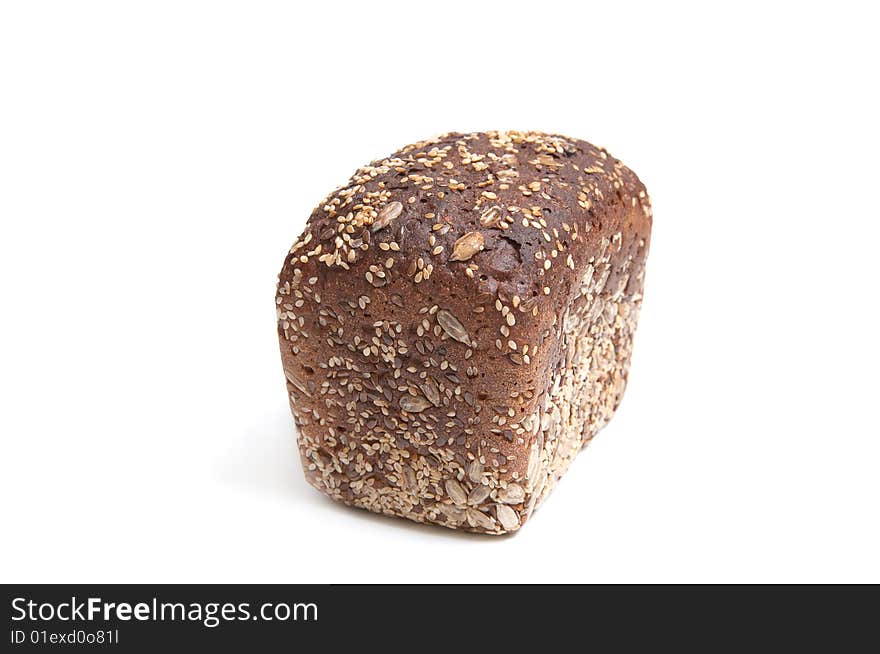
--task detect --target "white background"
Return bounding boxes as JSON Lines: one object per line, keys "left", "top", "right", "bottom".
{"left": 2, "top": 1, "right": 878, "bottom": 583}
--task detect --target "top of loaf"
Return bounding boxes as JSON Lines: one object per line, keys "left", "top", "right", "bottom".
{"left": 283, "top": 130, "right": 649, "bottom": 305}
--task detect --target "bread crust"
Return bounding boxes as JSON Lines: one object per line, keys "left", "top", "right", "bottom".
{"left": 277, "top": 131, "right": 651, "bottom": 533}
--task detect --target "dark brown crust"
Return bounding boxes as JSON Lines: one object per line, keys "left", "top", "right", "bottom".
{"left": 277, "top": 131, "right": 651, "bottom": 534}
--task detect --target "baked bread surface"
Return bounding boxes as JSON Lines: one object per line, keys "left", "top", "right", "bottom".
{"left": 277, "top": 131, "right": 651, "bottom": 533}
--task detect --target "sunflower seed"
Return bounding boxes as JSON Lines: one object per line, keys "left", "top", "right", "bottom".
{"left": 420, "top": 378, "right": 440, "bottom": 406}
{"left": 581, "top": 264, "right": 595, "bottom": 287}
{"left": 438, "top": 504, "right": 465, "bottom": 522}
{"left": 540, "top": 411, "right": 552, "bottom": 433}
{"left": 400, "top": 394, "right": 431, "bottom": 413}
{"left": 480, "top": 205, "right": 502, "bottom": 227}
{"left": 530, "top": 410, "right": 541, "bottom": 435}
{"left": 496, "top": 504, "right": 520, "bottom": 531}
{"left": 467, "top": 459, "right": 484, "bottom": 483}
{"left": 284, "top": 370, "right": 311, "bottom": 397}
{"left": 468, "top": 484, "right": 491, "bottom": 506}
{"left": 526, "top": 442, "right": 541, "bottom": 490}
{"left": 371, "top": 201, "right": 402, "bottom": 233}
{"left": 402, "top": 466, "right": 417, "bottom": 491}
{"left": 445, "top": 479, "right": 468, "bottom": 505}
{"left": 466, "top": 508, "right": 496, "bottom": 531}
{"left": 436, "top": 309, "right": 471, "bottom": 345}
{"left": 449, "top": 231, "right": 484, "bottom": 262}
{"left": 498, "top": 483, "right": 525, "bottom": 504}
{"left": 532, "top": 472, "right": 547, "bottom": 500}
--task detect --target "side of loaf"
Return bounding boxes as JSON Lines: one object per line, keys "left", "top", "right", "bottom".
{"left": 277, "top": 130, "right": 651, "bottom": 534}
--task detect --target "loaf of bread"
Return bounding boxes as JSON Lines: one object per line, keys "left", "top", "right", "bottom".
{"left": 277, "top": 131, "right": 651, "bottom": 534}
